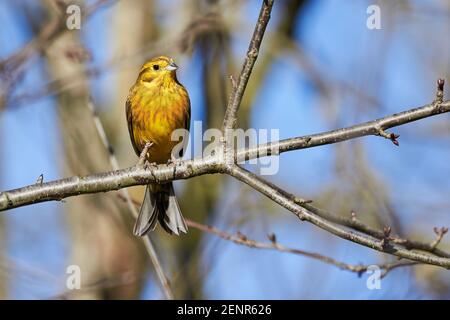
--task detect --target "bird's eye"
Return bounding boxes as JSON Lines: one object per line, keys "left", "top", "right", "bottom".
{"left": 153, "top": 65, "right": 160, "bottom": 71}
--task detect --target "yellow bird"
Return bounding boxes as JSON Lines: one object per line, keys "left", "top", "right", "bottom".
{"left": 126, "top": 56, "right": 190, "bottom": 236}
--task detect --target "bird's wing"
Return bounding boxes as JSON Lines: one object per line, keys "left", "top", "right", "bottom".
{"left": 185, "top": 97, "right": 191, "bottom": 132}
{"left": 181, "top": 93, "right": 191, "bottom": 158}
{"left": 126, "top": 96, "right": 141, "bottom": 156}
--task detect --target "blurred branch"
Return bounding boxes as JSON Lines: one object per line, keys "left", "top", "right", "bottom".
{"left": 86, "top": 100, "right": 174, "bottom": 300}
{"left": 4, "top": 9, "right": 224, "bottom": 110}
{"left": 0, "top": 1, "right": 449, "bottom": 271}
{"left": 48, "top": 271, "right": 137, "bottom": 300}
{"left": 0, "top": 0, "right": 113, "bottom": 72}
{"left": 118, "top": 193, "right": 417, "bottom": 277}
{"left": 0, "top": 0, "right": 115, "bottom": 110}
{"left": 186, "top": 219, "right": 418, "bottom": 277}
{"left": 431, "top": 227, "right": 449, "bottom": 250}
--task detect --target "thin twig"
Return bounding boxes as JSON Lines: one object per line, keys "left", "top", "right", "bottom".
{"left": 186, "top": 219, "right": 418, "bottom": 277}
{"left": 4, "top": 11, "right": 220, "bottom": 110}
{"left": 222, "top": 0, "right": 274, "bottom": 131}
{"left": 238, "top": 100, "right": 450, "bottom": 162}
{"left": 430, "top": 227, "right": 449, "bottom": 250}
{"left": 297, "top": 201, "right": 450, "bottom": 259}
{"left": 0, "top": 0, "right": 113, "bottom": 73}
{"left": 117, "top": 194, "right": 416, "bottom": 277}
{"left": 0, "top": 0, "right": 115, "bottom": 111}
{"left": 222, "top": 0, "right": 274, "bottom": 166}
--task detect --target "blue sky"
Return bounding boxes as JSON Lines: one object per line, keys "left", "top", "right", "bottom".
{"left": 1, "top": 0, "right": 449, "bottom": 299}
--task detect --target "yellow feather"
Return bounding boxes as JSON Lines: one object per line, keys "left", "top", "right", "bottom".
{"left": 126, "top": 56, "right": 190, "bottom": 164}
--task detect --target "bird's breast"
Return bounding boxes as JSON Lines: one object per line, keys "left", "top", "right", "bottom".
{"left": 130, "top": 83, "right": 190, "bottom": 164}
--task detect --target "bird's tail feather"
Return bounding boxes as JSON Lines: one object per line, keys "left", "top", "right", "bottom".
{"left": 133, "top": 183, "right": 187, "bottom": 236}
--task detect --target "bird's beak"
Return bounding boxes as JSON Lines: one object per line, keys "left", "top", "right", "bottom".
{"left": 165, "top": 61, "right": 178, "bottom": 71}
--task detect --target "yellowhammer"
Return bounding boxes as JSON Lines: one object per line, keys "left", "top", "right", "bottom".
{"left": 126, "top": 56, "right": 190, "bottom": 236}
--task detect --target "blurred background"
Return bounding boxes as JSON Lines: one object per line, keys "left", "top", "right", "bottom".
{"left": 0, "top": 0, "right": 449, "bottom": 299}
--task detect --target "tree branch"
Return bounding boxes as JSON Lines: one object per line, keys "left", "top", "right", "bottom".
{"left": 298, "top": 201, "right": 450, "bottom": 259}
{"left": 186, "top": 219, "right": 418, "bottom": 277}
{"left": 117, "top": 193, "right": 419, "bottom": 278}
{"left": 0, "top": 0, "right": 115, "bottom": 111}
{"left": 226, "top": 165, "right": 450, "bottom": 269}
{"left": 222, "top": 0, "right": 274, "bottom": 131}
{"left": 238, "top": 100, "right": 450, "bottom": 161}
{"left": 2, "top": 98, "right": 449, "bottom": 213}
{"left": 0, "top": 155, "right": 222, "bottom": 211}
{"left": 0, "top": 0, "right": 449, "bottom": 274}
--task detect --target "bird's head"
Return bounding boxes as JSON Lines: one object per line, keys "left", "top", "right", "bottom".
{"left": 137, "top": 56, "right": 179, "bottom": 83}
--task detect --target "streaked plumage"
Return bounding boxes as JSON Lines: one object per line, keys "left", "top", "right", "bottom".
{"left": 126, "top": 56, "right": 190, "bottom": 236}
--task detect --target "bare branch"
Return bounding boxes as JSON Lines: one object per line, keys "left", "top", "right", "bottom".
{"left": 297, "top": 203, "right": 450, "bottom": 259}
{"left": 0, "top": 0, "right": 448, "bottom": 273}
{"left": 117, "top": 194, "right": 419, "bottom": 278}
{"left": 0, "top": 0, "right": 113, "bottom": 73}
{"left": 239, "top": 100, "right": 450, "bottom": 162}
{"left": 222, "top": 0, "right": 274, "bottom": 131}
{"left": 0, "top": 155, "right": 222, "bottom": 211}
{"left": 0, "top": 98, "right": 449, "bottom": 266}
{"left": 0, "top": 0, "right": 115, "bottom": 110}
{"left": 430, "top": 227, "right": 449, "bottom": 250}
{"left": 186, "top": 219, "right": 418, "bottom": 277}
{"left": 0, "top": 96, "right": 448, "bottom": 270}
{"left": 227, "top": 165, "right": 450, "bottom": 269}
{"left": 5, "top": 98, "right": 445, "bottom": 213}
{"left": 4, "top": 93, "right": 447, "bottom": 213}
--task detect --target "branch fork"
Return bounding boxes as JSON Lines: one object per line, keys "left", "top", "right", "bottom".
{"left": 376, "top": 127, "right": 400, "bottom": 146}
